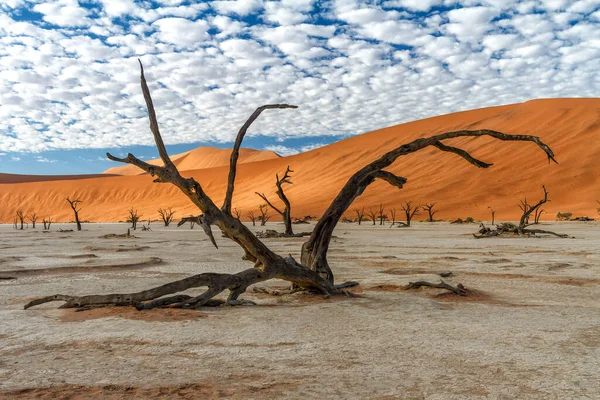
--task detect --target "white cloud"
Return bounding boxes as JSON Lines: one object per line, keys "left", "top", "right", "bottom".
{"left": 264, "top": 145, "right": 299, "bottom": 156}
{"left": 0, "top": 1, "right": 598, "bottom": 154}
{"left": 211, "top": 0, "right": 263, "bottom": 16}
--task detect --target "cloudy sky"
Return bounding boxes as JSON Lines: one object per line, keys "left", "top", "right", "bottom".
{"left": 0, "top": 0, "right": 598, "bottom": 174}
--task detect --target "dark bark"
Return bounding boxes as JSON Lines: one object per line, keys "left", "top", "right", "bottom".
{"left": 256, "top": 166, "right": 294, "bottom": 236}
{"left": 258, "top": 204, "right": 270, "bottom": 226}
{"left": 66, "top": 197, "right": 82, "bottom": 231}
{"left": 15, "top": 209, "right": 25, "bottom": 230}
{"left": 28, "top": 213, "right": 38, "bottom": 229}
{"left": 400, "top": 201, "right": 420, "bottom": 227}
{"left": 127, "top": 207, "right": 142, "bottom": 230}
{"left": 354, "top": 207, "right": 365, "bottom": 225}
{"left": 26, "top": 61, "right": 558, "bottom": 311}
{"left": 247, "top": 210, "right": 256, "bottom": 226}
{"left": 158, "top": 208, "right": 175, "bottom": 226}
{"left": 422, "top": 203, "right": 438, "bottom": 222}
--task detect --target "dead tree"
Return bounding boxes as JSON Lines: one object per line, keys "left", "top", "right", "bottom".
{"left": 28, "top": 213, "right": 38, "bottom": 228}
{"left": 25, "top": 61, "right": 558, "bottom": 311}
{"left": 15, "top": 209, "right": 26, "bottom": 230}
{"left": 354, "top": 207, "right": 365, "bottom": 225}
{"left": 66, "top": 197, "right": 82, "bottom": 231}
{"left": 399, "top": 201, "right": 420, "bottom": 227}
{"left": 256, "top": 166, "right": 294, "bottom": 236}
{"left": 490, "top": 209, "right": 496, "bottom": 225}
{"left": 597, "top": 200, "right": 600, "bottom": 216}
{"left": 157, "top": 207, "right": 175, "bottom": 226}
{"left": 518, "top": 198, "right": 531, "bottom": 225}
{"left": 258, "top": 204, "right": 270, "bottom": 226}
{"left": 127, "top": 207, "right": 143, "bottom": 230}
{"left": 366, "top": 208, "right": 377, "bottom": 225}
{"left": 534, "top": 208, "right": 545, "bottom": 224}
{"left": 474, "top": 186, "right": 567, "bottom": 238}
{"left": 377, "top": 204, "right": 387, "bottom": 225}
{"left": 247, "top": 210, "right": 257, "bottom": 226}
{"left": 42, "top": 217, "right": 53, "bottom": 230}
{"left": 233, "top": 208, "right": 242, "bottom": 220}
{"left": 389, "top": 208, "right": 397, "bottom": 227}
{"left": 178, "top": 215, "right": 200, "bottom": 230}
{"left": 422, "top": 203, "right": 438, "bottom": 222}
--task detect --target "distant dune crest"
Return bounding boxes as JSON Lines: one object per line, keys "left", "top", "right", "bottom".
{"left": 1, "top": 98, "right": 599, "bottom": 222}
{"left": 102, "top": 147, "right": 281, "bottom": 175}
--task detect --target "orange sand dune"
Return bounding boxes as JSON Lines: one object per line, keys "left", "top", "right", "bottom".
{"left": 1, "top": 98, "right": 599, "bottom": 223}
{"left": 102, "top": 147, "right": 280, "bottom": 175}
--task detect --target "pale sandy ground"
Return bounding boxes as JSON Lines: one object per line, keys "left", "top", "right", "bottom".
{"left": 0, "top": 221, "right": 599, "bottom": 399}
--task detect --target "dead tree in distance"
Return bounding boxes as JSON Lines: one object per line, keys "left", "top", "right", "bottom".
{"left": 127, "top": 207, "right": 143, "bottom": 230}
{"left": 366, "top": 208, "right": 377, "bottom": 225}
{"left": 247, "top": 210, "right": 257, "bottom": 226}
{"left": 474, "top": 186, "right": 567, "bottom": 238}
{"left": 399, "top": 201, "right": 420, "bottom": 227}
{"left": 422, "top": 203, "right": 438, "bottom": 222}
{"left": 389, "top": 208, "right": 397, "bottom": 227}
{"left": 157, "top": 207, "right": 175, "bottom": 226}
{"left": 25, "top": 61, "right": 559, "bottom": 311}
{"left": 42, "top": 217, "right": 53, "bottom": 230}
{"left": 377, "top": 203, "right": 387, "bottom": 225}
{"left": 66, "top": 197, "right": 82, "bottom": 231}
{"left": 15, "top": 209, "right": 26, "bottom": 230}
{"left": 490, "top": 208, "right": 496, "bottom": 225}
{"left": 28, "top": 213, "right": 38, "bottom": 228}
{"left": 256, "top": 166, "right": 294, "bottom": 236}
{"left": 354, "top": 207, "right": 365, "bottom": 225}
{"left": 233, "top": 208, "right": 242, "bottom": 220}
{"left": 533, "top": 208, "right": 545, "bottom": 224}
{"left": 258, "top": 204, "right": 270, "bottom": 226}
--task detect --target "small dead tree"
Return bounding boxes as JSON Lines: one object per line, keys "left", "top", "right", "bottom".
{"left": 233, "top": 208, "right": 242, "bottom": 220}
{"left": 534, "top": 208, "right": 545, "bottom": 224}
{"left": 158, "top": 207, "right": 176, "bottom": 226}
{"left": 28, "top": 213, "right": 38, "bottom": 228}
{"left": 258, "top": 204, "right": 270, "bottom": 226}
{"left": 247, "top": 210, "right": 257, "bottom": 226}
{"left": 490, "top": 209, "right": 496, "bottom": 225}
{"left": 256, "top": 166, "right": 294, "bottom": 236}
{"left": 377, "top": 204, "right": 387, "bottom": 225}
{"left": 596, "top": 200, "right": 599, "bottom": 216}
{"left": 66, "top": 197, "right": 82, "bottom": 231}
{"left": 354, "top": 207, "right": 365, "bottom": 225}
{"left": 399, "top": 201, "right": 420, "bottom": 227}
{"left": 178, "top": 215, "right": 200, "bottom": 229}
{"left": 474, "top": 186, "right": 567, "bottom": 238}
{"left": 42, "top": 217, "right": 53, "bottom": 230}
{"left": 389, "top": 208, "right": 397, "bottom": 227}
{"left": 421, "top": 203, "right": 438, "bottom": 222}
{"left": 24, "top": 61, "right": 559, "bottom": 312}
{"left": 15, "top": 209, "right": 26, "bottom": 230}
{"left": 127, "top": 207, "right": 143, "bottom": 230}
{"left": 422, "top": 203, "right": 438, "bottom": 222}
{"left": 518, "top": 198, "right": 531, "bottom": 225}
{"left": 366, "top": 208, "right": 377, "bottom": 225}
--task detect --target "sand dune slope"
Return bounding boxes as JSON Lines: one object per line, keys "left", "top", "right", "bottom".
{"left": 1, "top": 98, "right": 599, "bottom": 223}
{"left": 102, "top": 147, "right": 280, "bottom": 176}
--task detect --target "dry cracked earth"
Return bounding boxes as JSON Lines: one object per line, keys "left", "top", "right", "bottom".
{"left": 1, "top": 221, "right": 599, "bottom": 399}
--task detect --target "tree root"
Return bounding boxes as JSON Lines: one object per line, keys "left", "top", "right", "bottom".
{"left": 404, "top": 280, "right": 468, "bottom": 296}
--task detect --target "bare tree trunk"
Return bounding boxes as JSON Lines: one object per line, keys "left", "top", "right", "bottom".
{"left": 25, "top": 61, "right": 558, "bottom": 311}
{"left": 16, "top": 209, "right": 25, "bottom": 230}
{"left": 400, "top": 202, "right": 420, "bottom": 227}
{"left": 422, "top": 203, "right": 437, "bottom": 222}
{"left": 247, "top": 211, "right": 256, "bottom": 226}
{"left": 66, "top": 197, "right": 82, "bottom": 231}
{"left": 256, "top": 166, "right": 294, "bottom": 236}
{"left": 158, "top": 208, "right": 175, "bottom": 226}
{"left": 354, "top": 207, "right": 365, "bottom": 225}
{"left": 491, "top": 209, "right": 495, "bottom": 225}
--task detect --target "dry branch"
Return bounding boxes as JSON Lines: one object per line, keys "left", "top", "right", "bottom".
{"left": 256, "top": 166, "right": 294, "bottom": 235}
{"left": 25, "top": 61, "right": 558, "bottom": 312}
{"left": 405, "top": 280, "right": 468, "bottom": 296}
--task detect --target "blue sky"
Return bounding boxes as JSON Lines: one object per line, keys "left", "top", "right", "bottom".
{"left": 0, "top": 0, "right": 598, "bottom": 175}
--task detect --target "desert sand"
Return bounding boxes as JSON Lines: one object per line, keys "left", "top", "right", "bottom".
{"left": 1, "top": 221, "right": 599, "bottom": 399}
{"left": 1, "top": 98, "right": 599, "bottom": 224}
